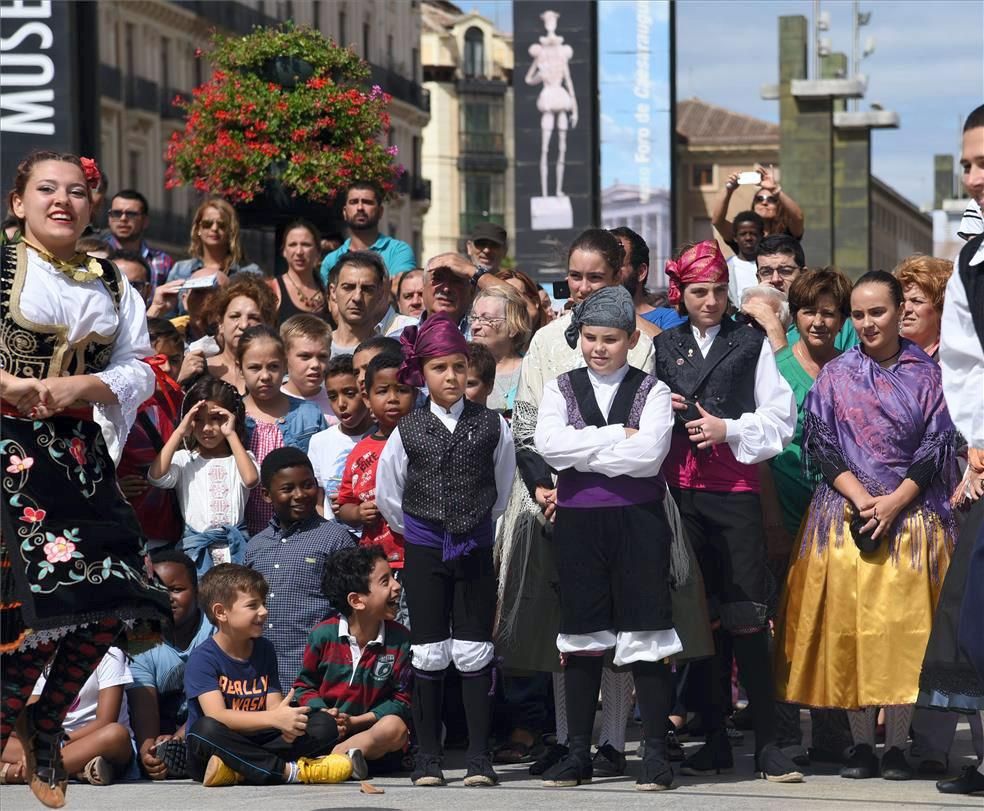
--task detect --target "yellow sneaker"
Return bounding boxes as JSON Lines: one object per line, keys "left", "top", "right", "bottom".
{"left": 202, "top": 755, "right": 245, "bottom": 787}
{"left": 297, "top": 753, "right": 353, "bottom": 784}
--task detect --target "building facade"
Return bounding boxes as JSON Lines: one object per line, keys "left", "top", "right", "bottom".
{"left": 96, "top": 0, "right": 430, "bottom": 266}
{"left": 420, "top": 0, "right": 514, "bottom": 258}
{"left": 676, "top": 97, "right": 931, "bottom": 277}
{"left": 600, "top": 184, "right": 672, "bottom": 289}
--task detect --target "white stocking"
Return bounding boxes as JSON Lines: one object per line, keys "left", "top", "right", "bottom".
{"left": 598, "top": 669, "right": 634, "bottom": 752}
{"left": 848, "top": 707, "right": 877, "bottom": 748}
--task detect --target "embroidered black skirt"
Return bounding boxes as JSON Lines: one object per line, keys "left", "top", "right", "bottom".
{"left": 0, "top": 413, "right": 170, "bottom": 652}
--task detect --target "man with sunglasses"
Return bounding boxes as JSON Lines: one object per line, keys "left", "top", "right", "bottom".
{"left": 104, "top": 189, "right": 174, "bottom": 293}
{"left": 750, "top": 235, "right": 858, "bottom": 351}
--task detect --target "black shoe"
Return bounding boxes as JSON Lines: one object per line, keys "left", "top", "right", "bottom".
{"left": 679, "top": 731, "right": 733, "bottom": 776}
{"left": 591, "top": 742, "right": 626, "bottom": 777}
{"left": 636, "top": 755, "right": 674, "bottom": 792}
{"left": 916, "top": 757, "right": 947, "bottom": 776}
{"left": 529, "top": 743, "right": 568, "bottom": 776}
{"left": 411, "top": 753, "right": 446, "bottom": 787}
{"left": 463, "top": 753, "right": 498, "bottom": 787}
{"left": 840, "top": 744, "right": 878, "bottom": 779}
{"left": 156, "top": 738, "right": 188, "bottom": 779}
{"left": 542, "top": 753, "right": 593, "bottom": 788}
{"left": 937, "top": 765, "right": 984, "bottom": 795}
{"left": 880, "top": 746, "right": 913, "bottom": 781}
{"left": 666, "top": 729, "right": 685, "bottom": 762}
{"left": 757, "top": 743, "right": 805, "bottom": 783}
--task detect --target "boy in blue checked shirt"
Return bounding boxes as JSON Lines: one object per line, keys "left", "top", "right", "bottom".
{"left": 244, "top": 448, "right": 355, "bottom": 687}
{"left": 294, "top": 545, "right": 411, "bottom": 778}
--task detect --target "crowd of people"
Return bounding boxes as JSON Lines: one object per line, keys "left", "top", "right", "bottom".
{"left": 0, "top": 102, "right": 982, "bottom": 808}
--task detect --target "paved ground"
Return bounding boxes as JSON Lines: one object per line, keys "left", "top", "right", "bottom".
{"left": 2, "top": 716, "right": 981, "bottom": 810}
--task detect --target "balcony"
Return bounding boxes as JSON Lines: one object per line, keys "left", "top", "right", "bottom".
{"left": 369, "top": 64, "right": 430, "bottom": 114}
{"left": 125, "top": 76, "right": 161, "bottom": 114}
{"left": 459, "top": 211, "right": 504, "bottom": 236}
{"left": 99, "top": 64, "right": 123, "bottom": 102}
{"left": 168, "top": 1, "right": 278, "bottom": 35}
{"left": 397, "top": 173, "right": 431, "bottom": 201}
{"left": 457, "top": 152, "right": 507, "bottom": 173}
{"left": 455, "top": 76, "right": 508, "bottom": 96}
{"left": 459, "top": 131, "right": 504, "bottom": 155}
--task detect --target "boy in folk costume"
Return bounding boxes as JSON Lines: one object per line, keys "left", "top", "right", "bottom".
{"left": 376, "top": 314, "right": 516, "bottom": 787}
{"left": 534, "top": 287, "right": 682, "bottom": 790}
{"left": 652, "top": 241, "right": 802, "bottom": 782}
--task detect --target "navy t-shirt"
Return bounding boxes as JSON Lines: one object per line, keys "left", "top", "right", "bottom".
{"left": 184, "top": 636, "right": 282, "bottom": 734}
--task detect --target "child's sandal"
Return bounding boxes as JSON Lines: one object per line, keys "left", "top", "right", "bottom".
{"left": 0, "top": 761, "right": 27, "bottom": 784}
{"left": 81, "top": 755, "right": 114, "bottom": 786}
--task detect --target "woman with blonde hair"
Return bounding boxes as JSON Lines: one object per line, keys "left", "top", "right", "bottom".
{"left": 894, "top": 255, "right": 953, "bottom": 359}
{"left": 166, "top": 197, "right": 261, "bottom": 284}
{"left": 468, "top": 285, "right": 532, "bottom": 416}
{"left": 205, "top": 274, "right": 278, "bottom": 392}
{"left": 496, "top": 268, "right": 550, "bottom": 334}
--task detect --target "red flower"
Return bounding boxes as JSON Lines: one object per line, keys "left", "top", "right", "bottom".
{"left": 79, "top": 157, "right": 101, "bottom": 190}
{"left": 68, "top": 437, "right": 86, "bottom": 467}
{"left": 20, "top": 506, "right": 46, "bottom": 524}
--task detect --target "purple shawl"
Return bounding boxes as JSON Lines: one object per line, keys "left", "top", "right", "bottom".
{"left": 800, "top": 340, "right": 958, "bottom": 579}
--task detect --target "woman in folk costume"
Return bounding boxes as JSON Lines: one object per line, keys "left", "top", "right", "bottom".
{"left": 533, "top": 286, "right": 683, "bottom": 791}
{"left": 495, "top": 229, "right": 711, "bottom": 774}
{"left": 0, "top": 151, "right": 170, "bottom": 807}
{"left": 652, "top": 240, "right": 802, "bottom": 783}
{"left": 775, "top": 271, "right": 959, "bottom": 782}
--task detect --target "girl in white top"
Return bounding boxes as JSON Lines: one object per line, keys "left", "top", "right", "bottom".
{"left": 148, "top": 376, "right": 259, "bottom": 575}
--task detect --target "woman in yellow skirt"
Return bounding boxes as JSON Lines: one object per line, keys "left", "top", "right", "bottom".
{"left": 775, "top": 271, "right": 958, "bottom": 782}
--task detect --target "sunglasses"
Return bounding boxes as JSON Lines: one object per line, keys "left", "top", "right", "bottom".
{"left": 199, "top": 218, "right": 227, "bottom": 231}
{"left": 108, "top": 209, "right": 144, "bottom": 220}
{"left": 754, "top": 195, "right": 778, "bottom": 205}
{"left": 757, "top": 266, "right": 799, "bottom": 279}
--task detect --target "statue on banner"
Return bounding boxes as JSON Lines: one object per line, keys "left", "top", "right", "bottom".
{"left": 525, "top": 9, "right": 576, "bottom": 230}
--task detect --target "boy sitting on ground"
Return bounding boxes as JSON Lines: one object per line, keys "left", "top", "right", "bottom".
{"left": 294, "top": 545, "right": 411, "bottom": 778}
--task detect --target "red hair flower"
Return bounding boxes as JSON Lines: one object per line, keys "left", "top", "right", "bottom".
{"left": 80, "top": 157, "right": 102, "bottom": 190}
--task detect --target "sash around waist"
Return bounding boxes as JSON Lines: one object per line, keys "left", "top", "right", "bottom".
{"left": 556, "top": 470, "right": 666, "bottom": 508}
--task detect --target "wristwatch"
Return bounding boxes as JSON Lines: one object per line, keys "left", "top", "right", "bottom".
{"left": 471, "top": 265, "right": 491, "bottom": 287}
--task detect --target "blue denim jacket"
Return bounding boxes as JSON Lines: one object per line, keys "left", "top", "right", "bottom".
{"left": 244, "top": 396, "right": 327, "bottom": 453}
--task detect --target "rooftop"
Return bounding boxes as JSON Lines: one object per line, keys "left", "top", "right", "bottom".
{"left": 676, "top": 98, "right": 779, "bottom": 146}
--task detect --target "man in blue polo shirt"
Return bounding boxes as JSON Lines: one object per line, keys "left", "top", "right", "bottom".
{"left": 320, "top": 181, "right": 416, "bottom": 283}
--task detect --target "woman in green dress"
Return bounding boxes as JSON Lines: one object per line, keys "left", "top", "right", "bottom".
{"left": 761, "top": 267, "right": 854, "bottom": 763}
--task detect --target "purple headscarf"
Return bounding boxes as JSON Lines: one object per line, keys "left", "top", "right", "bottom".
{"left": 397, "top": 313, "right": 470, "bottom": 387}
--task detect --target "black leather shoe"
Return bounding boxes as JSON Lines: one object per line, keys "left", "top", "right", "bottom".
{"left": 840, "top": 744, "right": 878, "bottom": 779}
{"left": 936, "top": 765, "right": 984, "bottom": 795}
{"left": 679, "top": 730, "right": 733, "bottom": 776}
{"left": 880, "top": 746, "right": 913, "bottom": 781}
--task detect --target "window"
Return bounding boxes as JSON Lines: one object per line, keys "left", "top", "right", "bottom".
{"left": 362, "top": 21, "right": 370, "bottom": 59}
{"left": 460, "top": 173, "right": 505, "bottom": 234}
{"left": 690, "top": 164, "right": 714, "bottom": 189}
{"left": 312, "top": 0, "right": 321, "bottom": 31}
{"left": 160, "top": 36, "right": 170, "bottom": 88}
{"left": 124, "top": 22, "right": 135, "bottom": 75}
{"left": 464, "top": 26, "right": 484, "bottom": 78}
{"left": 459, "top": 97, "right": 504, "bottom": 153}
{"left": 339, "top": 10, "right": 347, "bottom": 46}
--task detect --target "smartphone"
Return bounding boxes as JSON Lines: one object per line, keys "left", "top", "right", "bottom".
{"left": 552, "top": 280, "right": 570, "bottom": 301}
{"left": 737, "top": 171, "right": 761, "bottom": 186}
{"left": 180, "top": 274, "right": 219, "bottom": 291}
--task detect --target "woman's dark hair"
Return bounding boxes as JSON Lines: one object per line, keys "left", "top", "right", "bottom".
{"left": 280, "top": 218, "right": 322, "bottom": 251}
{"left": 787, "top": 267, "right": 853, "bottom": 320}
{"left": 181, "top": 375, "right": 247, "bottom": 450}
{"left": 147, "top": 317, "right": 181, "bottom": 344}
{"left": 7, "top": 151, "right": 90, "bottom": 228}
{"left": 852, "top": 269, "right": 904, "bottom": 308}
{"left": 321, "top": 544, "right": 389, "bottom": 617}
{"left": 567, "top": 228, "right": 625, "bottom": 275}
{"left": 235, "top": 324, "right": 285, "bottom": 365}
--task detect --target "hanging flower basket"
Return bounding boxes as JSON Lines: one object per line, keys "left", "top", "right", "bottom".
{"left": 165, "top": 24, "right": 403, "bottom": 208}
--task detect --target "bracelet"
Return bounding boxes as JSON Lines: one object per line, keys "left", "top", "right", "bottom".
{"left": 471, "top": 266, "right": 491, "bottom": 287}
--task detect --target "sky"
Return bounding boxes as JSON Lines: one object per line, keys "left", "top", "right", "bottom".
{"left": 463, "top": 0, "right": 984, "bottom": 209}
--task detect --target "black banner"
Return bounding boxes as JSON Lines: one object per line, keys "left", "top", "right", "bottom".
{"left": 513, "top": 0, "right": 598, "bottom": 278}
{"left": 1, "top": 1, "right": 97, "bottom": 196}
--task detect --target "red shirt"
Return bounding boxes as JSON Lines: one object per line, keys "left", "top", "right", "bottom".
{"left": 337, "top": 434, "right": 404, "bottom": 566}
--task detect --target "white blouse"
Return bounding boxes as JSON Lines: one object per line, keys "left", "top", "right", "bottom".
{"left": 941, "top": 241, "right": 984, "bottom": 448}
{"left": 690, "top": 323, "right": 797, "bottom": 464}
{"left": 376, "top": 397, "right": 516, "bottom": 535}
{"left": 535, "top": 365, "right": 674, "bottom": 478}
{"left": 18, "top": 249, "right": 156, "bottom": 460}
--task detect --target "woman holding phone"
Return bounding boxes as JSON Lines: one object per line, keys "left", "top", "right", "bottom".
{"left": 713, "top": 164, "right": 805, "bottom": 249}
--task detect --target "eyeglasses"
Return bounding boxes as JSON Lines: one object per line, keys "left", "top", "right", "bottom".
{"left": 468, "top": 315, "right": 506, "bottom": 327}
{"left": 757, "top": 266, "right": 799, "bottom": 279}
{"left": 199, "top": 219, "right": 227, "bottom": 231}
{"left": 108, "top": 209, "right": 144, "bottom": 220}
{"left": 754, "top": 195, "right": 778, "bottom": 205}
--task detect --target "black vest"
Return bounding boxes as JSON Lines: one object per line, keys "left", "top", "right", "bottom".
{"left": 400, "top": 398, "right": 502, "bottom": 534}
{"left": 958, "top": 233, "right": 984, "bottom": 353}
{"left": 557, "top": 366, "right": 655, "bottom": 430}
{"left": 653, "top": 317, "right": 764, "bottom": 420}
{"left": 0, "top": 242, "right": 124, "bottom": 380}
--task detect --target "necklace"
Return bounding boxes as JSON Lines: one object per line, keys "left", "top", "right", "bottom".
{"left": 285, "top": 270, "right": 324, "bottom": 309}
{"left": 870, "top": 345, "right": 902, "bottom": 367}
{"left": 23, "top": 238, "right": 104, "bottom": 283}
